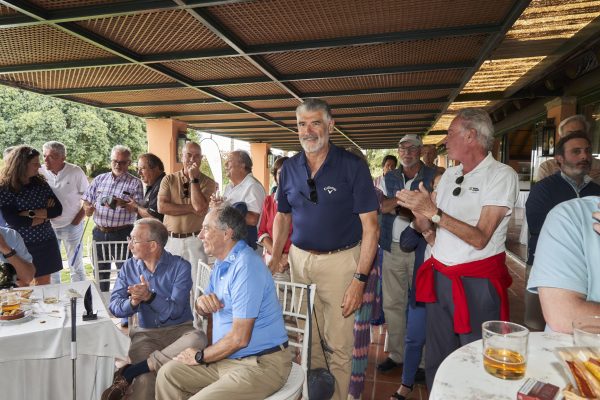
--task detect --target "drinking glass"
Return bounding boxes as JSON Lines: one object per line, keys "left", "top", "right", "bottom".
{"left": 482, "top": 320, "right": 529, "bottom": 380}
{"left": 43, "top": 286, "right": 60, "bottom": 304}
{"left": 573, "top": 315, "right": 600, "bottom": 346}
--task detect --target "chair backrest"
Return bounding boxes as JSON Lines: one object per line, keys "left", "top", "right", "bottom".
{"left": 274, "top": 280, "right": 316, "bottom": 398}
{"left": 91, "top": 240, "right": 130, "bottom": 304}
{"left": 195, "top": 261, "right": 212, "bottom": 300}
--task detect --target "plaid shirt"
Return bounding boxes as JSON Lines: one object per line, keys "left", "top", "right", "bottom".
{"left": 82, "top": 172, "right": 143, "bottom": 228}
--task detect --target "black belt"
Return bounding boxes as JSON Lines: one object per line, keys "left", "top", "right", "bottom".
{"left": 299, "top": 241, "right": 361, "bottom": 255}
{"left": 168, "top": 231, "right": 200, "bottom": 238}
{"left": 246, "top": 341, "right": 288, "bottom": 358}
{"left": 95, "top": 225, "right": 133, "bottom": 233}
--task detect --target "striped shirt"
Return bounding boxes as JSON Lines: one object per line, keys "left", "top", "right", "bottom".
{"left": 82, "top": 172, "right": 143, "bottom": 228}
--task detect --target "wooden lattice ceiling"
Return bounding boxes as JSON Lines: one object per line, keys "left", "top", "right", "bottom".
{"left": 1, "top": 0, "right": 599, "bottom": 150}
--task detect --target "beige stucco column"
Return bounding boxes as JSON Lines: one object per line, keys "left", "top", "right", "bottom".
{"left": 250, "top": 142, "right": 270, "bottom": 192}
{"left": 146, "top": 118, "right": 187, "bottom": 174}
{"left": 545, "top": 96, "right": 577, "bottom": 140}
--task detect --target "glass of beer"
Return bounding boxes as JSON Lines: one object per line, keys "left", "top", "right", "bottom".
{"left": 43, "top": 286, "right": 60, "bottom": 304}
{"left": 573, "top": 315, "right": 600, "bottom": 346}
{"left": 482, "top": 320, "right": 529, "bottom": 380}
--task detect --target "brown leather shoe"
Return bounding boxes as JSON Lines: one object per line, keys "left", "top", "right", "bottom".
{"left": 101, "top": 366, "right": 130, "bottom": 400}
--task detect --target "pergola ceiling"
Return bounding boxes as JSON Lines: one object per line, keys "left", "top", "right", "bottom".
{"left": 1, "top": 0, "right": 599, "bottom": 150}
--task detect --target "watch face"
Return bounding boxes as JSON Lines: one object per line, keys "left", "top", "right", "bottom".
{"left": 431, "top": 214, "right": 440, "bottom": 223}
{"left": 194, "top": 350, "right": 203, "bottom": 364}
{"left": 28, "top": 210, "right": 35, "bottom": 217}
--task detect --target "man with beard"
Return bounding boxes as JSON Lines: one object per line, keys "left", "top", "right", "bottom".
{"left": 83, "top": 145, "right": 143, "bottom": 292}
{"left": 536, "top": 114, "right": 600, "bottom": 184}
{"left": 269, "top": 98, "right": 379, "bottom": 400}
{"left": 524, "top": 131, "right": 600, "bottom": 329}
{"left": 158, "top": 141, "right": 216, "bottom": 292}
{"left": 377, "top": 135, "right": 436, "bottom": 373}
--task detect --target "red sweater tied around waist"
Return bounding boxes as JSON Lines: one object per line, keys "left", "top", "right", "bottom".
{"left": 415, "top": 252, "right": 512, "bottom": 334}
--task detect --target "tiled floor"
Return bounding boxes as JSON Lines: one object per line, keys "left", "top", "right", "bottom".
{"left": 361, "top": 209, "right": 529, "bottom": 400}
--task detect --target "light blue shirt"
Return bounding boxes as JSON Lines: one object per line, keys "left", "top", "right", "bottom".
{"left": 0, "top": 226, "right": 33, "bottom": 263}
{"left": 207, "top": 240, "right": 287, "bottom": 358}
{"left": 109, "top": 250, "right": 193, "bottom": 328}
{"left": 527, "top": 196, "right": 600, "bottom": 302}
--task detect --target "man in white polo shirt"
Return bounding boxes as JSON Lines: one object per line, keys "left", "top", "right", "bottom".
{"left": 397, "top": 108, "right": 518, "bottom": 388}
{"left": 213, "top": 150, "right": 265, "bottom": 249}
{"left": 40, "top": 141, "right": 89, "bottom": 282}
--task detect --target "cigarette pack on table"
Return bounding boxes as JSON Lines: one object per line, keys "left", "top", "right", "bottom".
{"left": 517, "top": 378, "right": 560, "bottom": 400}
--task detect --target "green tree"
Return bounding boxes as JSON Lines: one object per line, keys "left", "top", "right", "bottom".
{"left": 63, "top": 108, "right": 110, "bottom": 173}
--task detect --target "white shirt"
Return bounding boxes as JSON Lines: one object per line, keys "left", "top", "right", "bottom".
{"left": 432, "top": 153, "right": 518, "bottom": 265}
{"left": 223, "top": 173, "right": 266, "bottom": 214}
{"left": 40, "top": 163, "right": 89, "bottom": 229}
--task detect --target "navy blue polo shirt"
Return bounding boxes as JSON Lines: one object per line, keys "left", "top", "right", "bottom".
{"left": 277, "top": 143, "right": 378, "bottom": 252}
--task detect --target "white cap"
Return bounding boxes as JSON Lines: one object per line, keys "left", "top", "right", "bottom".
{"left": 398, "top": 134, "right": 423, "bottom": 147}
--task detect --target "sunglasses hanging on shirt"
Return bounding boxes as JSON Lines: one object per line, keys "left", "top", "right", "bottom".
{"left": 453, "top": 175, "right": 464, "bottom": 196}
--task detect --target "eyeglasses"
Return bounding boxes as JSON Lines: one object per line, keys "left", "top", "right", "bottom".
{"left": 398, "top": 146, "right": 418, "bottom": 154}
{"left": 111, "top": 160, "right": 130, "bottom": 166}
{"left": 306, "top": 178, "right": 318, "bottom": 203}
{"left": 181, "top": 182, "right": 190, "bottom": 198}
{"left": 453, "top": 175, "right": 464, "bottom": 196}
{"left": 127, "top": 236, "right": 155, "bottom": 244}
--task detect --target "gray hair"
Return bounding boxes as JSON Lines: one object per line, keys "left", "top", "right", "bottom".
{"left": 182, "top": 141, "right": 201, "bottom": 155}
{"left": 455, "top": 108, "right": 495, "bottom": 151}
{"left": 214, "top": 205, "right": 247, "bottom": 242}
{"left": 558, "top": 114, "right": 590, "bottom": 137}
{"left": 111, "top": 145, "right": 132, "bottom": 159}
{"left": 42, "top": 141, "right": 66, "bottom": 158}
{"left": 134, "top": 218, "right": 169, "bottom": 247}
{"left": 296, "top": 98, "right": 333, "bottom": 122}
{"left": 232, "top": 150, "right": 253, "bottom": 173}
{"left": 3, "top": 146, "right": 15, "bottom": 158}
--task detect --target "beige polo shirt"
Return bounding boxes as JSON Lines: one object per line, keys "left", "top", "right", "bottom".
{"left": 159, "top": 170, "right": 216, "bottom": 234}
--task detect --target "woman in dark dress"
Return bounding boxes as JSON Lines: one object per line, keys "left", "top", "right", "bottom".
{"left": 0, "top": 145, "right": 63, "bottom": 285}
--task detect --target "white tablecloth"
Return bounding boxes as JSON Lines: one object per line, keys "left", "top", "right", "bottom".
{"left": 0, "top": 280, "right": 130, "bottom": 400}
{"left": 430, "top": 332, "right": 572, "bottom": 400}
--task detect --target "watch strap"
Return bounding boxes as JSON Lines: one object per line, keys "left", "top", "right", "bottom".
{"left": 353, "top": 272, "right": 369, "bottom": 283}
{"left": 2, "top": 248, "right": 16, "bottom": 259}
{"left": 191, "top": 178, "right": 200, "bottom": 184}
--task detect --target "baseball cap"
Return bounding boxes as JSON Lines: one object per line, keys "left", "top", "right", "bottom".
{"left": 398, "top": 134, "right": 423, "bottom": 147}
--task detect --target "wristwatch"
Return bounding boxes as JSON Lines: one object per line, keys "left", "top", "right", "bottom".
{"left": 194, "top": 349, "right": 207, "bottom": 365}
{"left": 2, "top": 248, "right": 16, "bottom": 259}
{"left": 191, "top": 178, "right": 200, "bottom": 184}
{"left": 28, "top": 210, "right": 36, "bottom": 218}
{"left": 353, "top": 273, "right": 369, "bottom": 283}
{"left": 431, "top": 208, "right": 443, "bottom": 224}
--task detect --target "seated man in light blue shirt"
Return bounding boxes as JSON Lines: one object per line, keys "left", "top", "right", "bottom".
{"left": 155, "top": 205, "right": 291, "bottom": 400}
{"left": 103, "top": 218, "right": 206, "bottom": 400}
{"left": 0, "top": 226, "right": 35, "bottom": 287}
{"left": 527, "top": 196, "right": 600, "bottom": 333}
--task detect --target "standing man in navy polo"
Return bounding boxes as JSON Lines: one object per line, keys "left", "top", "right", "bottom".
{"left": 269, "top": 98, "right": 379, "bottom": 400}
{"left": 83, "top": 145, "right": 143, "bottom": 292}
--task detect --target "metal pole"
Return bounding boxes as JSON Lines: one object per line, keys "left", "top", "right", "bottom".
{"left": 70, "top": 217, "right": 91, "bottom": 266}
{"left": 71, "top": 297, "right": 77, "bottom": 400}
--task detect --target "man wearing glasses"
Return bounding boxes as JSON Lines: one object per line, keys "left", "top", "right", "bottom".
{"left": 83, "top": 145, "right": 143, "bottom": 292}
{"left": 376, "top": 134, "right": 436, "bottom": 373}
{"left": 269, "top": 98, "right": 379, "bottom": 400}
{"left": 102, "top": 218, "right": 204, "bottom": 400}
{"left": 396, "top": 108, "right": 518, "bottom": 388}
{"left": 158, "top": 141, "right": 215, "bottom": 297}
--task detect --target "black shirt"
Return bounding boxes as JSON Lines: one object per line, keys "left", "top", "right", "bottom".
{"left": 142, "top": 173, "right": 165, "bottom": 222}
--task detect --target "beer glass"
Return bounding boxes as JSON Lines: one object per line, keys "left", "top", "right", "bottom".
{"left": 573, "top": 315, "right": 600, "bottom": 346}
{"left": 482, "top": 320, "right": 529, "bottom": 380}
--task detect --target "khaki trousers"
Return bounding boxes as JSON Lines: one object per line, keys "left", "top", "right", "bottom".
{"left": 127, "top": 323, "right": 205, "bottom": 400}
{"left": 155, "top": 347, "right": 292, "bottom": 400}
{"left": 289, "top": 244, "right": 361, "bottom": 400}
{"left": 166, "top": 236, "right": 208, "bottom": 326}
{"left": 382, "top": 245, "right": 415, "bottom": 363}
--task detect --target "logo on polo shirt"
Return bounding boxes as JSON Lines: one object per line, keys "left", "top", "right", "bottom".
{"left": 324, "top": 186, "right": 337, "bottom": 194}
{"left": 468, "top": 187, "right": 480, "bottom": 192}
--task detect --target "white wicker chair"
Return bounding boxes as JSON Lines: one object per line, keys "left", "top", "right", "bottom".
{"left": 265, "top": 281, "right": 316, "bottom": 400}
{"left": 91, "top": 240, "right": 130, "bottom": 306}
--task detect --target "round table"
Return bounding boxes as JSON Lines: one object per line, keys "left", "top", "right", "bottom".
{"left": 429, "top": 332, "right": 573, "bottom": 399}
